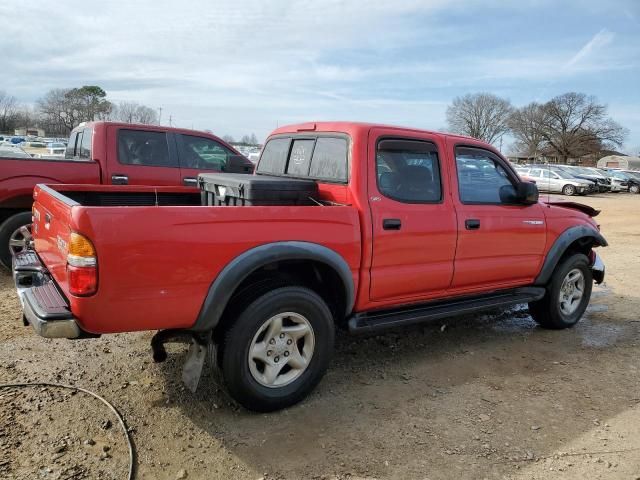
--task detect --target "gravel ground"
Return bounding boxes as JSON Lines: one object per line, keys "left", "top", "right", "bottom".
{"left": 1, "top": 193, "right": 640, "bottom": 480}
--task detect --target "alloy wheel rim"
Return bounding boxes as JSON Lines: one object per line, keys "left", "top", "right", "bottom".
{"left": 9, "top": 224, "right": 32, "bottom": 256}
{"left": 248, "top": 312, "right": 315, "bottom": 388}
{"left": 558, "top": 268, "right": 585, "bottom": 316}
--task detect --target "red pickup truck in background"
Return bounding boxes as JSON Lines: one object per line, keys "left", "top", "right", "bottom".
{"left": 13, "top": 122, "right": 606, "bottom": 412}
{"left": 0, "top": 121, "right": 253, "bottom": 268}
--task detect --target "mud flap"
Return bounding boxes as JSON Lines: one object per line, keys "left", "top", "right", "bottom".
{"left": 182, "top": 339, "right": 207, "bottom": 393}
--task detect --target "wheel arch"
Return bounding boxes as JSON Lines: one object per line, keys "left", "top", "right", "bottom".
{"left": 534, "top": 225, "right": 607, "bottom": 286}
{"left": 191, "top": 241, "right": 355, "bottom": 333}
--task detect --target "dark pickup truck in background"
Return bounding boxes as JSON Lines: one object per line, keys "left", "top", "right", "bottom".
{"left": 0, "top": 121, "right": 253, "bottom": 267}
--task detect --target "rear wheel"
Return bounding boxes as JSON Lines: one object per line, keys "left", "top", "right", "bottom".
{"left": 0, "top": 212, "right": 33, "bottom": 269}
{"left": 630, "top": 184, "right": 640, "bottom": 194}
{"left": 221, "top": 286, "right": 334, "bottom": 412}
{"left": 562, "top": 184, "right": 576, "bottom": 196}
{"left": 528, "top": 253, "right": 592, "bottom": 329}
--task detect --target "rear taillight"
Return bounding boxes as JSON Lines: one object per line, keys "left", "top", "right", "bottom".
{"left": 67, "top": 232, "right": 97, "bottom": 296}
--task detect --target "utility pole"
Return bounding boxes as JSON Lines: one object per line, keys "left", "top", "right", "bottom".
{"left": 168, "top": 115, "right": 172, "bottom": 127}
{"left": 158, "top": 107, "right": 163, "bottom": 126}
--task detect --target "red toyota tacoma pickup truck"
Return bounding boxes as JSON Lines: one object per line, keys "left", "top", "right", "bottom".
{"left": 0, "top": 121, "right": 253, "bottom": 268}
{"left": 13, "top": 122, "right": 606, "bottom": 412}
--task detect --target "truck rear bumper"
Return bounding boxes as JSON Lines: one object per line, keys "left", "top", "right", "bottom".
{"left": 13, "top": 251, "right": 82, "bottom": 339}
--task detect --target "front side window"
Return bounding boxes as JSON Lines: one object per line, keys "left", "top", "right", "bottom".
{"left": 456, "top": 148, "right": 515, "bottom": 204}
{"left": 178, "top": 135, "right": 235, "bottom": 171}
{"left": 376, "top": 139, "right": 442, "bottom": 203}
{"left": 117, "top": 130, "right": 174, "bottom": 167}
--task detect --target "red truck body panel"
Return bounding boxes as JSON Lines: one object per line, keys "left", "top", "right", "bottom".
{"left": 28, "top": 122, "right": 602, "bottom": 335}
{"left": 32, "top": 184, "right": 361, "bottom": 334}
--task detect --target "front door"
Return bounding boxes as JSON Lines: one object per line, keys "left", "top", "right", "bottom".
{"left": 449, "top": 142, "right": 546, "bottom": 291}
{"left": 368, "top": 129, "right": 458, "bottom": 304}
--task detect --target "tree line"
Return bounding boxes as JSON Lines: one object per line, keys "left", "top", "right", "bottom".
{"left": 446, "top": 92, "right": 628, "bottom": 162}
{"left": 0, "top": 86, "right": 158, "bottom": 135}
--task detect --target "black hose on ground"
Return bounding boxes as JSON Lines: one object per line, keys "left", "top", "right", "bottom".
{"left": 0, "top": 382, "right": 135, "bottom": 480}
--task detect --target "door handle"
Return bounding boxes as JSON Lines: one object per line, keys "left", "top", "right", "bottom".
{"left": 111, "top": 174, "right": 128, "bottom": 185}
{"left": 183, "top": 177, "right": 198, "bottom": 186}
{"left": 465, "top": 219, "right": 481, "bottom": 230}
{"left": 383, "top": 218, "right": 402, "bottom": 230}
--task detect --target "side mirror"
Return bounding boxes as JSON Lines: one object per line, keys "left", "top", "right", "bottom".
{"left": 224, "top": 154, "right": 255, "bottom": 174}
{"left": 499, "top": 182, "right": 538, "bottom": 205}
{"left": 517, "top": 182, "right": 539, "bottom": 204}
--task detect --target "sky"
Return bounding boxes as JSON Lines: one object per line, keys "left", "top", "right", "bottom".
{"left": 1, "top": 0, "right": 639, "bottom": 153}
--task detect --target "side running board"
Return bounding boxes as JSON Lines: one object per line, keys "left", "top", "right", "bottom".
{"left": 348, "top": 287, "right": 546, "bottom": 334}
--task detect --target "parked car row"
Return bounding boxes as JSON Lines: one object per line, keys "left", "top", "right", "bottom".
{"left": 514, "top": 164, "right": 640, "bottom": 196}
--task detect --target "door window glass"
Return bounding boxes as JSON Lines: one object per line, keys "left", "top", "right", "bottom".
{"left": 178, "top": 135, "right": 235, "bottom": 170}
{"left": 376, "top": 139, "right": 442, "bottom": 203}
{"left": 117, "top": 129, "right": 174, "bottom": 167}
{"left": 456, "top": 148, "right": 515, "bottom": 204}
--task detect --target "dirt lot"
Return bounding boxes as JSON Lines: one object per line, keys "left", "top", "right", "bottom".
{"left": 1, "top": 193, "right": 640, "bottom": 480}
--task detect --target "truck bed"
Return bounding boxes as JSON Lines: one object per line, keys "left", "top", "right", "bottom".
{"left": 31, "top": 183, "right": 361, "bottom": 334}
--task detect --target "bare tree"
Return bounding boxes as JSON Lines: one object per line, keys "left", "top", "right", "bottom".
{"left": 534, "top": 92, "right": 627, "bottom": 162}
{"left": 112, "top": 101, "right": 158, "bottom": 125}
{"left": 222, "top": 134, "right": 235, "bottom": 143}
{"left": 0, "top": 91, "right": 18, "bottom": 133}
{"left": 508, "top": 103, "right": 547, "bottom": 158}
{"left": 446, "top": 93, "right": 513, "bottom": 144}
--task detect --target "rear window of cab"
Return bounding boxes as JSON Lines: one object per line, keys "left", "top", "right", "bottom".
{"left": 257, "top": 135, "right": 349, "bottom": 183}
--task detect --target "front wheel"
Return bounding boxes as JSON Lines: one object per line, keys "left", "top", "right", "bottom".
{"left": 562, "top": 184, "right": 576, "bottom": 196}
{"left": 0, "top": 212, "right": 33, "bottom": 269}
{"left": 630, "top": 184, "right": 640, "bottom": 194}
{"left": 529, "top": 253, "right": 592, "bottom": 329}
{"left": 221, "top": 286, "right": 334, "bottom": 412}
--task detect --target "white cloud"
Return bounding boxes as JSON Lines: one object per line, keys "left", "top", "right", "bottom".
{"left": 565, "top": 28, "right": 615, "bottom": 69}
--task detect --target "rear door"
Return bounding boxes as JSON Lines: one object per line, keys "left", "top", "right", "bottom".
{"left": 449, "top": 143, "right": 546, "bottom": 291}
{"left": 368, "top": 128, "right": 457, "bottom": 303}
{"left": 105, "top": 126, "right": 181, "bottom": 185}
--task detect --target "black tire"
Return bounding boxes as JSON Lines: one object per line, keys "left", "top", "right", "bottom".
{"left": 562, "top": 184, "right": 576, "bottom": 196}
{"left": 0, "top": 211, "right": 32, "bottom": 269}
{"left": 221, "top": 286, "right": 334, "bottom": 412}
{"left": 528, "top": 253, "right": 592, "bottom": 329}
{"left": 630, "top": 184, "right": 640, "bottom": 194}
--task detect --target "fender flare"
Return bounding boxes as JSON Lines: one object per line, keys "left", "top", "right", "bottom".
{"left": 191, "top": 241, "right": 355, "bottom": 332}
{"left": 534, "top": 225, "right": 608, "bottom": 286}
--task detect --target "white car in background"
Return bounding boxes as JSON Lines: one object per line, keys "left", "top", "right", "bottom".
{"left": 518, "top": 166, "right": 592, "bottom": 196}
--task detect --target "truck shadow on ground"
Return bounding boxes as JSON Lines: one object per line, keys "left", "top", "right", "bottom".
{"left": 154, "top": 284, "right": 640, "bottom": 477}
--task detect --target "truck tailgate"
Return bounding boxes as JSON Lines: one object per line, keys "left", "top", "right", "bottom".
{"left": 31, "top": 185, "right": 76, "bottom": 293}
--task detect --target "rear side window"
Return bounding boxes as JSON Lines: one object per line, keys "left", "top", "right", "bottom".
{"left": 257, "top": 138, "right": 290, "bottom": 174}
{"left": 79, "top": 128, "right": 92, "bottom": 159}
{"left": 117, "top": 130, "right": 175, "bottom": 167}
{"left": 376, "top": 139, "right": 442, "bottom": 203}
